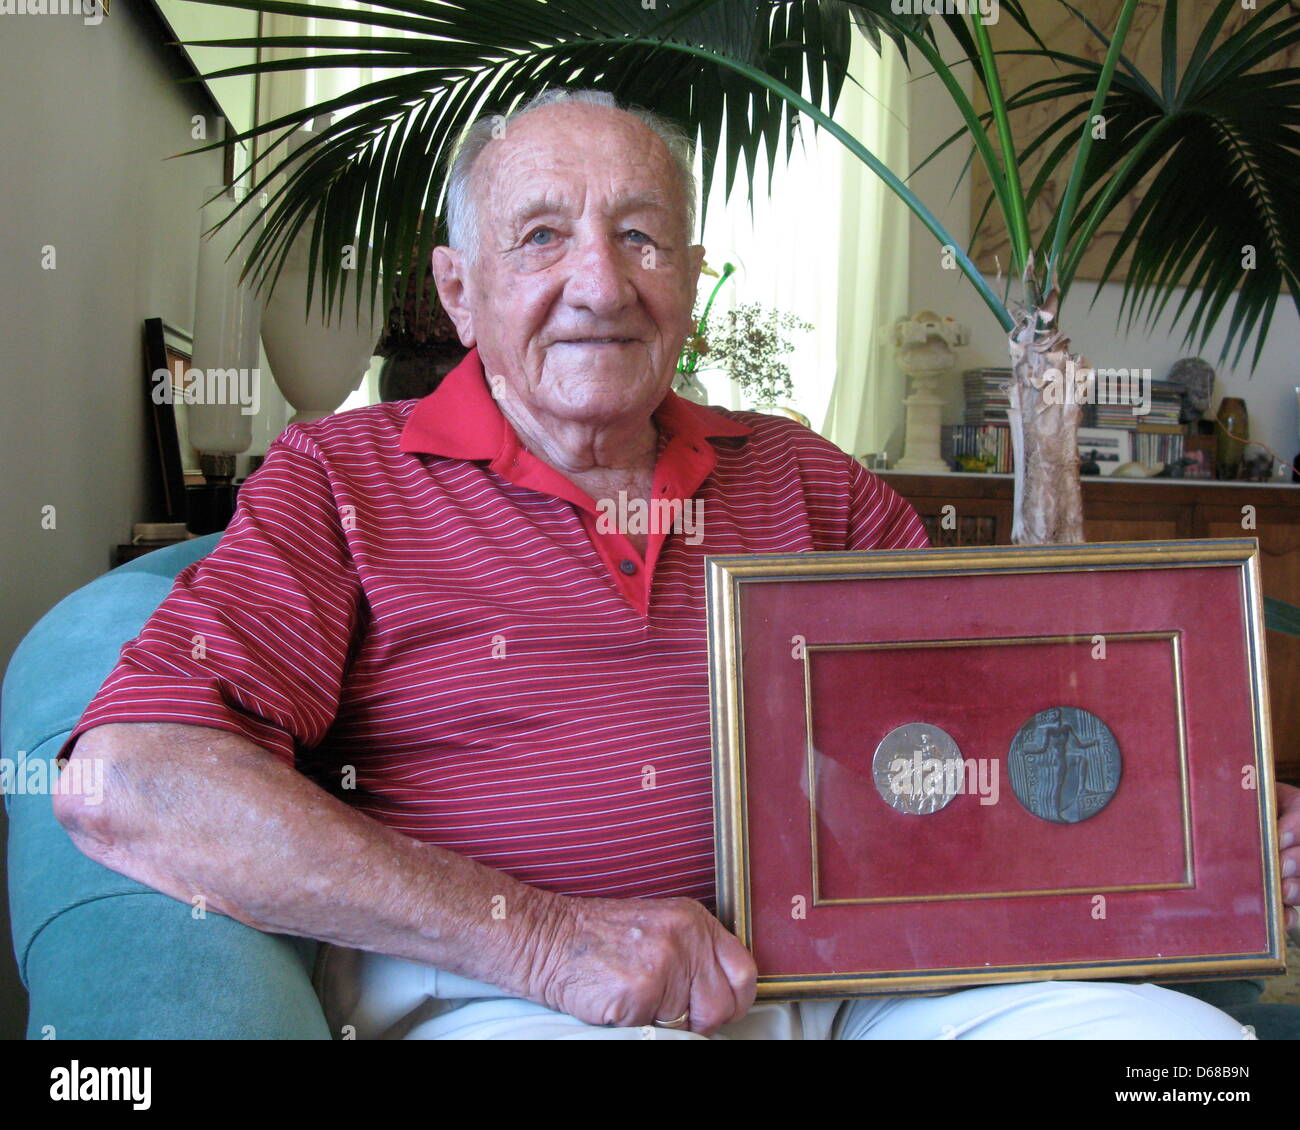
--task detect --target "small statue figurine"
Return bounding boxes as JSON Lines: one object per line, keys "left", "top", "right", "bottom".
{"left": 893, "top": 311, "right": 969, "bottom": 475}
{"left": 1167, "top": 357, "right": 1216, "bottom": 424}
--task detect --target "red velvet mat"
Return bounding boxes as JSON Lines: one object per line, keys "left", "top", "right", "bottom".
{"left": 737, "top": 565, "right": 1268, "bottom": 978}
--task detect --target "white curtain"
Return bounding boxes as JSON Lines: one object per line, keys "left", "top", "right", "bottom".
{"left": 820, "top": 37, "right": 912, "bottom": 459}
{"left": 258, "top": 3, "right": 911, "bottom": 448}
{"left": 695, "top": 31, "right": 910, "bottom": 457}
{"left": 256, "top": 2, "right": 382, "bottom": 136}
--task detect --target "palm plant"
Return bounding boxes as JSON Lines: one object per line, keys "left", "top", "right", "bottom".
{"left": 183, "top": 0, "right": 1300, "bottom": 543}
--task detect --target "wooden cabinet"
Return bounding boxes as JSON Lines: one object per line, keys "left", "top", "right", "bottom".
{"left": 881, "top": 472, "right": 1300, "bottom": 782}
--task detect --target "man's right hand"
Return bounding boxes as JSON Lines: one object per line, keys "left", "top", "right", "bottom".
{"left": 522, "top": 894, "right": 757, "bottom": 1036}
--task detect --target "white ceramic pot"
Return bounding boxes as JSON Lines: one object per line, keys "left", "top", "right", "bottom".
{"left": 260, "top": 260, "right": 385, "bottom": 424}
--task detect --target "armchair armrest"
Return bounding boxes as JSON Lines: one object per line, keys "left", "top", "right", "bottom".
{"left": 4, "top": 537, "right": 329, "bottom": 1038}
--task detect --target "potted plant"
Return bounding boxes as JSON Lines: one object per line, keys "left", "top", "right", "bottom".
{"left": 184, "top": 0, "right": 1299, "bottom": 543}
{"left": 675, "top": 260, "right": 735, "bottom": 404}
{"left": 374, "top": 228, "right": 466, "bottom": 402}
{"left": 706, "top": 302, "right": 814, "bottom": 421}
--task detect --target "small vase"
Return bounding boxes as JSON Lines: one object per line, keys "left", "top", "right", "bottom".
{"left": 261, "top": 256, "right": 385, "bottom": 423}
{"left": 752, "top": 401, "right": 811, "bottom": 428}
{"left": 673, "top": 370, "right": 710, "bottom": 405}
{"left": 1215, "top": 397, "right": 1249, "bottom": 480}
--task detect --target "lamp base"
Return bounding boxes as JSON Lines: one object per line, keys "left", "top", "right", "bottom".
{"left": 198, "top": 452, "right": 238, "bottom": 483}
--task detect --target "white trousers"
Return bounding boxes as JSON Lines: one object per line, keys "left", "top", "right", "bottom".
{"left": 313, "top": 946, "right": 1250, "bottom": 1040}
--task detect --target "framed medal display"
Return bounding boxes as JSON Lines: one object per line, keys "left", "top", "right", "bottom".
{"left": 705, "top": 539, "right": 1287, "bottom": 999}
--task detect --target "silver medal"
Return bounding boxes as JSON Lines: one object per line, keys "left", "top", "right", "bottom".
{"left": 872, "top": 723, "right": 965, "bottom": 816}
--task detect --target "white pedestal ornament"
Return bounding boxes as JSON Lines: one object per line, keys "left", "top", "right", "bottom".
{"left": 893, "top": 311, "right": 969, "bottom": 475}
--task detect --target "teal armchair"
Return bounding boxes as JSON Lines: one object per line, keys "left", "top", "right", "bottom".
{"left": 2, "top": 536, "right": 329, "bottom": 1039}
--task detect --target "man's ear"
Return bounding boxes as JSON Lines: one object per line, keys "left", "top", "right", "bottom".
{"left": 432, "top": 246, "right": 476, "bottom": 348}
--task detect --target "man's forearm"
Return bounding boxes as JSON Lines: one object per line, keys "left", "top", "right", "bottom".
{"left": 55, "top": 722, "right": 561, "bottom": 998}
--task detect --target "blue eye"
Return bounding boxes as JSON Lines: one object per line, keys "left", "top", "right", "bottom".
{"left": 625, "top": 230, "right": 651, "bottom": 244}
{"left": 528, "top": 228, "right": 555, "bottom": 246}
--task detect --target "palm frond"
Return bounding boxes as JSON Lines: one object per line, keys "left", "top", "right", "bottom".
{"left": 1010, "top": 0, "right": 1300, "bottom": 369}
{"left": 178, "top": 0, "right": 1298, "bottom": 373}
{"left": 180, "top": 0, "right": 1023, "bottom": 329}
{"left": 1266, "top": 596, "right": 1300, "bottom": 638}
{"left": 1044, "top": 0, "right": 1140, "bottom": 294}
{"left": 185, "top": 0, "right": 870, "bottom": 318}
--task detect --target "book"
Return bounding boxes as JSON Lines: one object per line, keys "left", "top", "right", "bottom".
{"left": 942, "top": 423, "right": 1013, "bottom": 473}
{"left": 962, "top": 368, "right": 1013, "bottom": 426}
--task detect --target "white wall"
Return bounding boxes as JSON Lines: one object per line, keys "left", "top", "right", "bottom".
{"left": 904, "top": 37, "right": 1300, "bottom": 472}
{"left": 0, "top": 0, "right": 297, "bottom": 1041}
{"left": 0, "top": 3, "right": 288, "bottom": 675}
{"left": 156, "top": 0, "right": 259, "bottom": 137}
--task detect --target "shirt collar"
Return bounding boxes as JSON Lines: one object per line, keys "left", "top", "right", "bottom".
{"left": 399, "top": 346, "right": 752, "bottom": 463}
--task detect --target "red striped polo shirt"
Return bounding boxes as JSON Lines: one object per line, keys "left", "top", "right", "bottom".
{"left": 66, "top": 348, "right": 928, "bottom": 903}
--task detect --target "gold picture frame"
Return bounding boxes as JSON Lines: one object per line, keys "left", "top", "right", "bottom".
{"left": 706, "top": 539, "right": 1286, "bottom": 999}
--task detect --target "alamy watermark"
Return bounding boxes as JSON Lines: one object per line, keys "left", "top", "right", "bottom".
{"left": 50, "top": 1061, "right": 150, "bottom": 1110}
{"left": 152, "top": 366, "right": 261, "bottom": 416}
{"left": 595, "top": 490, "right": 704, "bottom": 545}
{"left": 891, "top": 0, "right": 999, "bottom": 24}
{"left": 1, "top": 754, "right": 103, "bottom": 805}
{"left": 887, "top": 753, "right": 1000, "bottom": 806}
{"left": 1, "top": 0, "right": 104, "bottom": 25}
{"left": 1037, "top": 360, "right": 1152, "bottom": 417}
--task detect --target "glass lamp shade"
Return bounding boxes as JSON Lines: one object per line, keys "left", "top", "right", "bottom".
{"left": 187, "top": 186, "right": 266, "bottom": 455}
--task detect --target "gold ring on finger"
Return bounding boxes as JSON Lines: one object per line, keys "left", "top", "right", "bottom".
{"left": 654, "top": 1010, "right": 690, "bottom": 1030}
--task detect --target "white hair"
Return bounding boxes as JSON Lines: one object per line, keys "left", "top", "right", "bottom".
{"left": 444, "top": 88, "right": 698, "bottom": 260}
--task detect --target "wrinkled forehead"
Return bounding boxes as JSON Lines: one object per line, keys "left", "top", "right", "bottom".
{"left": 471, "top": 105, "right": 688, "bottom": 233}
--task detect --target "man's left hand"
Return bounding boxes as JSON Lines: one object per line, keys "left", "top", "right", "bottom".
{"left": 1280, "top": 781, "right": 1299, "bottom": 934}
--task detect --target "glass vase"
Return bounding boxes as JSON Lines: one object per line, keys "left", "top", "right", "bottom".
{"left": 1215, "top": 397, "right": 1248, "bottom": 480}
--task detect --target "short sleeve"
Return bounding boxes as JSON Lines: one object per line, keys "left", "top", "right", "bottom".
{"left": 60, "top": 433, "right": 364, "bottom": 766}
{"left": 845, "top": 459, "right": 930, "bottom": 551}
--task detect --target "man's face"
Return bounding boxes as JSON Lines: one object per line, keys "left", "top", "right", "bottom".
{"left": 434, "top": 103, "right": 704, "bottom": 431}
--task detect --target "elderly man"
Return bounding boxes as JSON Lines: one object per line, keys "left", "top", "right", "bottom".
{"left": 56, "top": 89, "right": 1287, "bottom": 1040}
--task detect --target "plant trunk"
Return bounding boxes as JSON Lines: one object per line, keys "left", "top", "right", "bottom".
{"left": 1005, "top": 299, "right": 1085, "bottom": 545}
